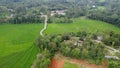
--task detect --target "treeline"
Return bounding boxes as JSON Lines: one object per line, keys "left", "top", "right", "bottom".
{"left": 88, "top": 11, "right": 120, "bottom": 27}
{"left": 8, "top": 15, "right": 44, "bottom": 24}
{"left": 87, "top": 0, "right": 120, "bottom": 27}
{"left": 0, "top": 15, "right": 73, "bottom": 24}
{"left": 0, "top": 0, "right": 120, "bottom": 26}
{"left": 102, "top": 31, "right": 120, "bottom": 48}
{"left": 35, "top": 34, "right": 62, "bottom": 68}
{"left": 48, "top": 16, "right": 73, "bottom": 23}
{"left": 0, "top": 15, "right": 44, "bottom": 24}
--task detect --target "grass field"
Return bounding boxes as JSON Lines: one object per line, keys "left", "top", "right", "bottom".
{"left": 45, "top": 18, "right": 120, "bottom": 34}
{"left": 0, "top": 24, "right": 42, "bottom": 68}
{"left": 0, "top": 45, "right": 38, "bottom": 68}
{"left": 64, "top": 62, "right": 78, "bottom": 68}
{"left": 0, "top": 24, "right": 42, "bottom": 57}
{"left": 0, "top": 18, "right": 120, "bottom": 68}
{"left": 100, "top": 0, "right": 105, "bottom": 2}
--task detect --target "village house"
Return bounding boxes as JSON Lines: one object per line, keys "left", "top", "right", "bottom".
{"left": 50, "top": 10, "right": 67, "bottom": 16}
{"left": 95, "top": 36, "right": 103, "bottom": 43}
{"left": 105, "top": 56, "right": 120, "bottom": 60}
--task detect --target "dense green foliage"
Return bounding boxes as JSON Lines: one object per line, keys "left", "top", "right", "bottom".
{"left": 108, "top": 60, "right": 120, "bottom": 68}
{"left": 0, "top": 0, "right": 120, "bottom": 26}
{"left": 102, "top": 31, "right": 120, "bottom": 48}
{"left": 48, "top": 17, "right": 73, "bottom": 24}
{"left": 60, "top": 32, "right": 106, "bottom": 64}
{"left": 35, "top": 49, "right": 51, "bottom": 68}
{"left": 88, "top": 11, "right": 120, "bottom": 27}
{"left": 35, "top": 35, "right": 61, "bottom": 68}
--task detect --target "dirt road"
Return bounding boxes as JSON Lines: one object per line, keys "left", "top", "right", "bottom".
{"left": 40, "top": 15, "right": 48, "bottom": 37}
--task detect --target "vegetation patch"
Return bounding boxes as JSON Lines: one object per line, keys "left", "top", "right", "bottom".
{"left": 64, "top": 62, "right": 78, "bottom": 68}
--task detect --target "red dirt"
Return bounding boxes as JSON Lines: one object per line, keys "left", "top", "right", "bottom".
{"left": 71, "top": 59, "right": 107, "bottom": 68}
{"left": 50, "top": 58, "right": 107, "bottom": 68}
{"left": 50, "top": 53, "right": 107, "bottom": 68}
{"left": 50, "top": 58, "right": 64, "bottom": 68}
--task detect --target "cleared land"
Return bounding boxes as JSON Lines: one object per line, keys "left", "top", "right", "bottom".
{"left": 50, "top": 53, "right": 107, "bottom": 68}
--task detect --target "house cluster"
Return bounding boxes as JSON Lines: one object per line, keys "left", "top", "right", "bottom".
{"left": 95, "top": 36, "right": 103, "bottom": 43}
{"left": 50, "top": 10, "right": 67, "bottom": 16}
{"left": 64, "top": 35, "right": 120, "bottom": 60}
{"left": 92, "top": 5, "right": 96, "bottom": 8}
{"left": 105, "top": 56, "right": 120, "bottom": 60}
{"left": 64, "top": 37, "right": 84, "bottom": 48}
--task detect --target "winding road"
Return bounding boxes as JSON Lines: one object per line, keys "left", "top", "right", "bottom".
{"left": 31, "top": 14, "right": 48, "bottom": 68}
{"left": 40, "top": 15, "right": 48, "bottom": 37}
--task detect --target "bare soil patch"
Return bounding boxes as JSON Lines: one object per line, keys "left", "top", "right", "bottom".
{"left": 50, "top": 58, "right": 64, "bottom": 68}
{"left": 50, "top": 53, "right": 107, "bottom": 68}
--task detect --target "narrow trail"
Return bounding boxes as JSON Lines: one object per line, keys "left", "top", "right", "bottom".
{"left": 40, "top": 15, "right": 48, "bottom": 37}
{"left": 31, "top": 14, "right": 48, "bottom": 68}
